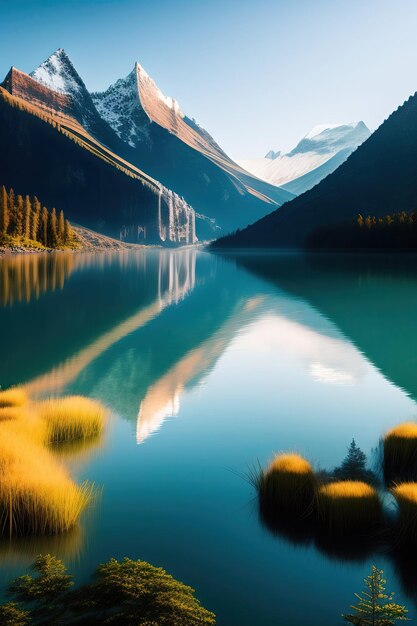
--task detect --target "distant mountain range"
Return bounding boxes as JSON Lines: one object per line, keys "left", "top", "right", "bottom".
{"left": 0, "top": 49, "right": 293, "bottom": 245}
{"left": 238, "top": 122, "right": 371, "bottom": 195}
{"left": 214, "top": 89, "right": 417, "bottom": 249}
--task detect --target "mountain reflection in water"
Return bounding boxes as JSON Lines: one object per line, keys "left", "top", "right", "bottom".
{"left": 1, "top": 249, "right": 417, "bottom": 625}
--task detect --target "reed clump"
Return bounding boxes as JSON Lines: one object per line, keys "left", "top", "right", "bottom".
{"left": 318, "top": 480, "right": 381, "bottom": 535}
{"left": 391, "top": 483, "right": 417, "bottom": 542}
{"left": 0, "top": 420, "right": 94, "bottom": 536}
{"left": 0, "top": 387, "right": 27, "bottom": 408}
{"left": 258, "top": 453, "right": 316, "bottom": 518}
{"left": 38, "top": 396, "right": 107, "bottom": 444}
{"left": 0, "top": 394, "right": 102, "bottom": 536}
{"left": 384, "top": 422, "right": 417, "bottom": 483}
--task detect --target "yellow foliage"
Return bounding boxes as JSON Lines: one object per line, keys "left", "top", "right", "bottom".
{"left": 392, "top": 482, "right": 417, "bottom": 505}
{"left": 385, "top": 422, "right": 417, "bottom": 440}
{"left": 383, "top": 422, "right": 417, "bottom": 483}
{"left": 268, "top": 453, "right": 313, "bottom": 475}
{"left": 0, "top": 393, "right": 105, "bottom": 536}
{"left": 0, "top": 387, "right": 27, "bottom": 408}
{"left": 318, "top": 481, "right": 381, "bottom": 534}
{"left": 319, "top": 480, "right": 376, "bottom": 499}
{"left": 38, "top": 396, "right": 107, "bottom": 443}
{"left": 0, "top": 407, "right": 27, "bottom": 421}
{"left": 259, "top": 452, "right": 316, "bottom": 518}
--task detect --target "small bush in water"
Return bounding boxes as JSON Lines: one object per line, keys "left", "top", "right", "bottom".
{"left": 257, "top": 453, "right": 316, "bottom": 518}
{"left": 318, "top": 480, "right": 381, "bottom": 535}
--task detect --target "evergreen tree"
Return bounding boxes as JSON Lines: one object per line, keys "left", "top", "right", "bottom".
{"left": 0, "top": 186, "right": 9, "bottom": 235}
{"left": 0, "top": 602, "right": 29, "bottom": 626}
{"left": 48, "top": 208, "right": 58, "bottom": 247}
{"left": 0, "top": 184, "right": 73, "bottom": 249}
{"left": 7, "top": 188, "right": 15, "bottom": 214}
{"left": 14, "top": 195, "right": 24, "bottom": 237}
{"left": 23, "top": 195, "right": 32, "bottom": 240}
{"left": 64, "top": 219, "right": 73, "bottom": 244}
{"left": 7, "top": 188, "right": 15, "bottom": 235}
{"left": 343, "top": 565, "right": 409, "bottom": 625}
{"left": 41, "top": 207, "right": 48, "bottom": 247}
{"left": 334, "top": 439, "right": 367, "bottom": 480}
{"left": 31, "top": 197, "right": 41, "bottom": 242}
{"left": 58, "top": 210, "right": 65, "bottom": 244}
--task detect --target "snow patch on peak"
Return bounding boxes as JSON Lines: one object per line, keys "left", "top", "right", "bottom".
{"left": 135, "top": 62, "right": 184, "bottom": 117}
{"left": 305, "top": 123, "right": 344, "bottom": 139}
{"left": 31, "top": 48, "right": 84, "bottom": 96}
{"left": 265, "top": 150, "right": 281, "bottom": 160}
{"left": 238, "top": 121, "right": 371, "bottom": 193}
{"left": 91, "top": 68, "right": 151, "bottom": 147}
{"left": 304, "top": 121, "right": 361, "bottom": 140}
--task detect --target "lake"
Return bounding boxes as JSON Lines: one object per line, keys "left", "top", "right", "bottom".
{"left": 1, "top": 249, "right": 417, "bottom": 625}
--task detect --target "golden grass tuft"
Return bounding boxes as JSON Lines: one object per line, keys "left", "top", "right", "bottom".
{"left": 0, "top": 426, "right": 94, "bottom": 536}
{"left": 391, "top": 483, "right": 417, "bottom": 540}
{"left": 0, "top": 387, "right": 27, "bottom": 408}
{"left": 318, "top": 480, "right": 381, "bottom": 535}
{"left": 38, "top": 396, "right": 107, "bottom": 444}
{"left": 258, "top": 453, "right": 316, "bottom": 518}
{"left": 268, "top": 453, "right": 313, "bottom": 475}
{"left": 0, "top": 394, "right": 103, "bottom": 537}
{"left": 383, "top": 422, "right": 417, "bottom": 483}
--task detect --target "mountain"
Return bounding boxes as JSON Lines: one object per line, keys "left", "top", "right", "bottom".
{"left": 0, "top": 49, "right": 293, "bottom": 244}
{"left": 0, "top": 52, "right": 196, "bottom": 245}
{"left": 238, "top": 122, "right": 371, "bottom": 195}
{"left": 265, "top": 150, "right": 281, "bottom": 160}
{"left": 213, "top": 91, "right": 417, "bottom": 249}
{"left": 91, "top": 61, "right": 294, "bottom": 235}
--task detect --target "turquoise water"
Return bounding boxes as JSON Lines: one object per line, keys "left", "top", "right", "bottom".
{"left": 1, "top": 249, "right": 417, "bottom": 624}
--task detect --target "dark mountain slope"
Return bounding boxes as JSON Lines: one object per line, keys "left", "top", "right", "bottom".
{"left": 213, "top": 91, "right": 417, "bottom": 248}
{"left": 0, "top": 68, "right": 195, "bottom": 244}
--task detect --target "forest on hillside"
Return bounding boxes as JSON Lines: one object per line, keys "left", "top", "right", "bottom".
{"left": 305, "top": 210, "right": 417, "bottom": 250}
{"left": 0, "top": 184, "right": 77, "bottom": 249}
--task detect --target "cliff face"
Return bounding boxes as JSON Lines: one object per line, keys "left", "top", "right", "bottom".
{"left": 3, "top": 66, "right": 73, "bottom": 117}
{"left": 0, "top": 61, "right": 196, "bottom": 246}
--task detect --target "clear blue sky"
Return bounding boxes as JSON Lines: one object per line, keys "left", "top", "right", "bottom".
{"left": 1, "top": 0, "right": 417, "bottom": 158}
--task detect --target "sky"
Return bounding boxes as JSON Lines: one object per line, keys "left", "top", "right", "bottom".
{"left": 1, "top": 0, "right": 417, "bottom": 159}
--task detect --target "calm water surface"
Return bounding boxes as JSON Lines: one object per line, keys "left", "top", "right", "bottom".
{"left": 1, "top": 249, "right": 417, "bottom": 625}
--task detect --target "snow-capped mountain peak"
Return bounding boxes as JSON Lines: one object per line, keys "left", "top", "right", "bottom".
{"left": 265, "top": 150, "right": 281, "bottom": 160}
{"left": 31, "top": 49, "right": 113, "bottom": 136}
{"left": 92, "top": 61, "right": 187, "bottom": 149}
{"left": 238, "top": 121, "right": 371, "bottom": 194}
{"left": 291, "top": 121, "right": 370, "bottom": 156}
{"left": 30, "top": 48, "right": 86, "bottom": 96}
{"left": 134, "top": 62, "right": 184, "bottom": 117}
{"left": 305, "top": 123, "right": 347, "bottom": 139}
{"left": 91, "top": 65, "right": 150, "bottom": 147}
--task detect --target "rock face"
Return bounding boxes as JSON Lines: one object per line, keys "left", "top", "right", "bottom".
{"left": 239, "top": 122, "right": 371, "bottom": 195}
{"left": 0, "top": 53, "right": 196, "bottom": 246}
